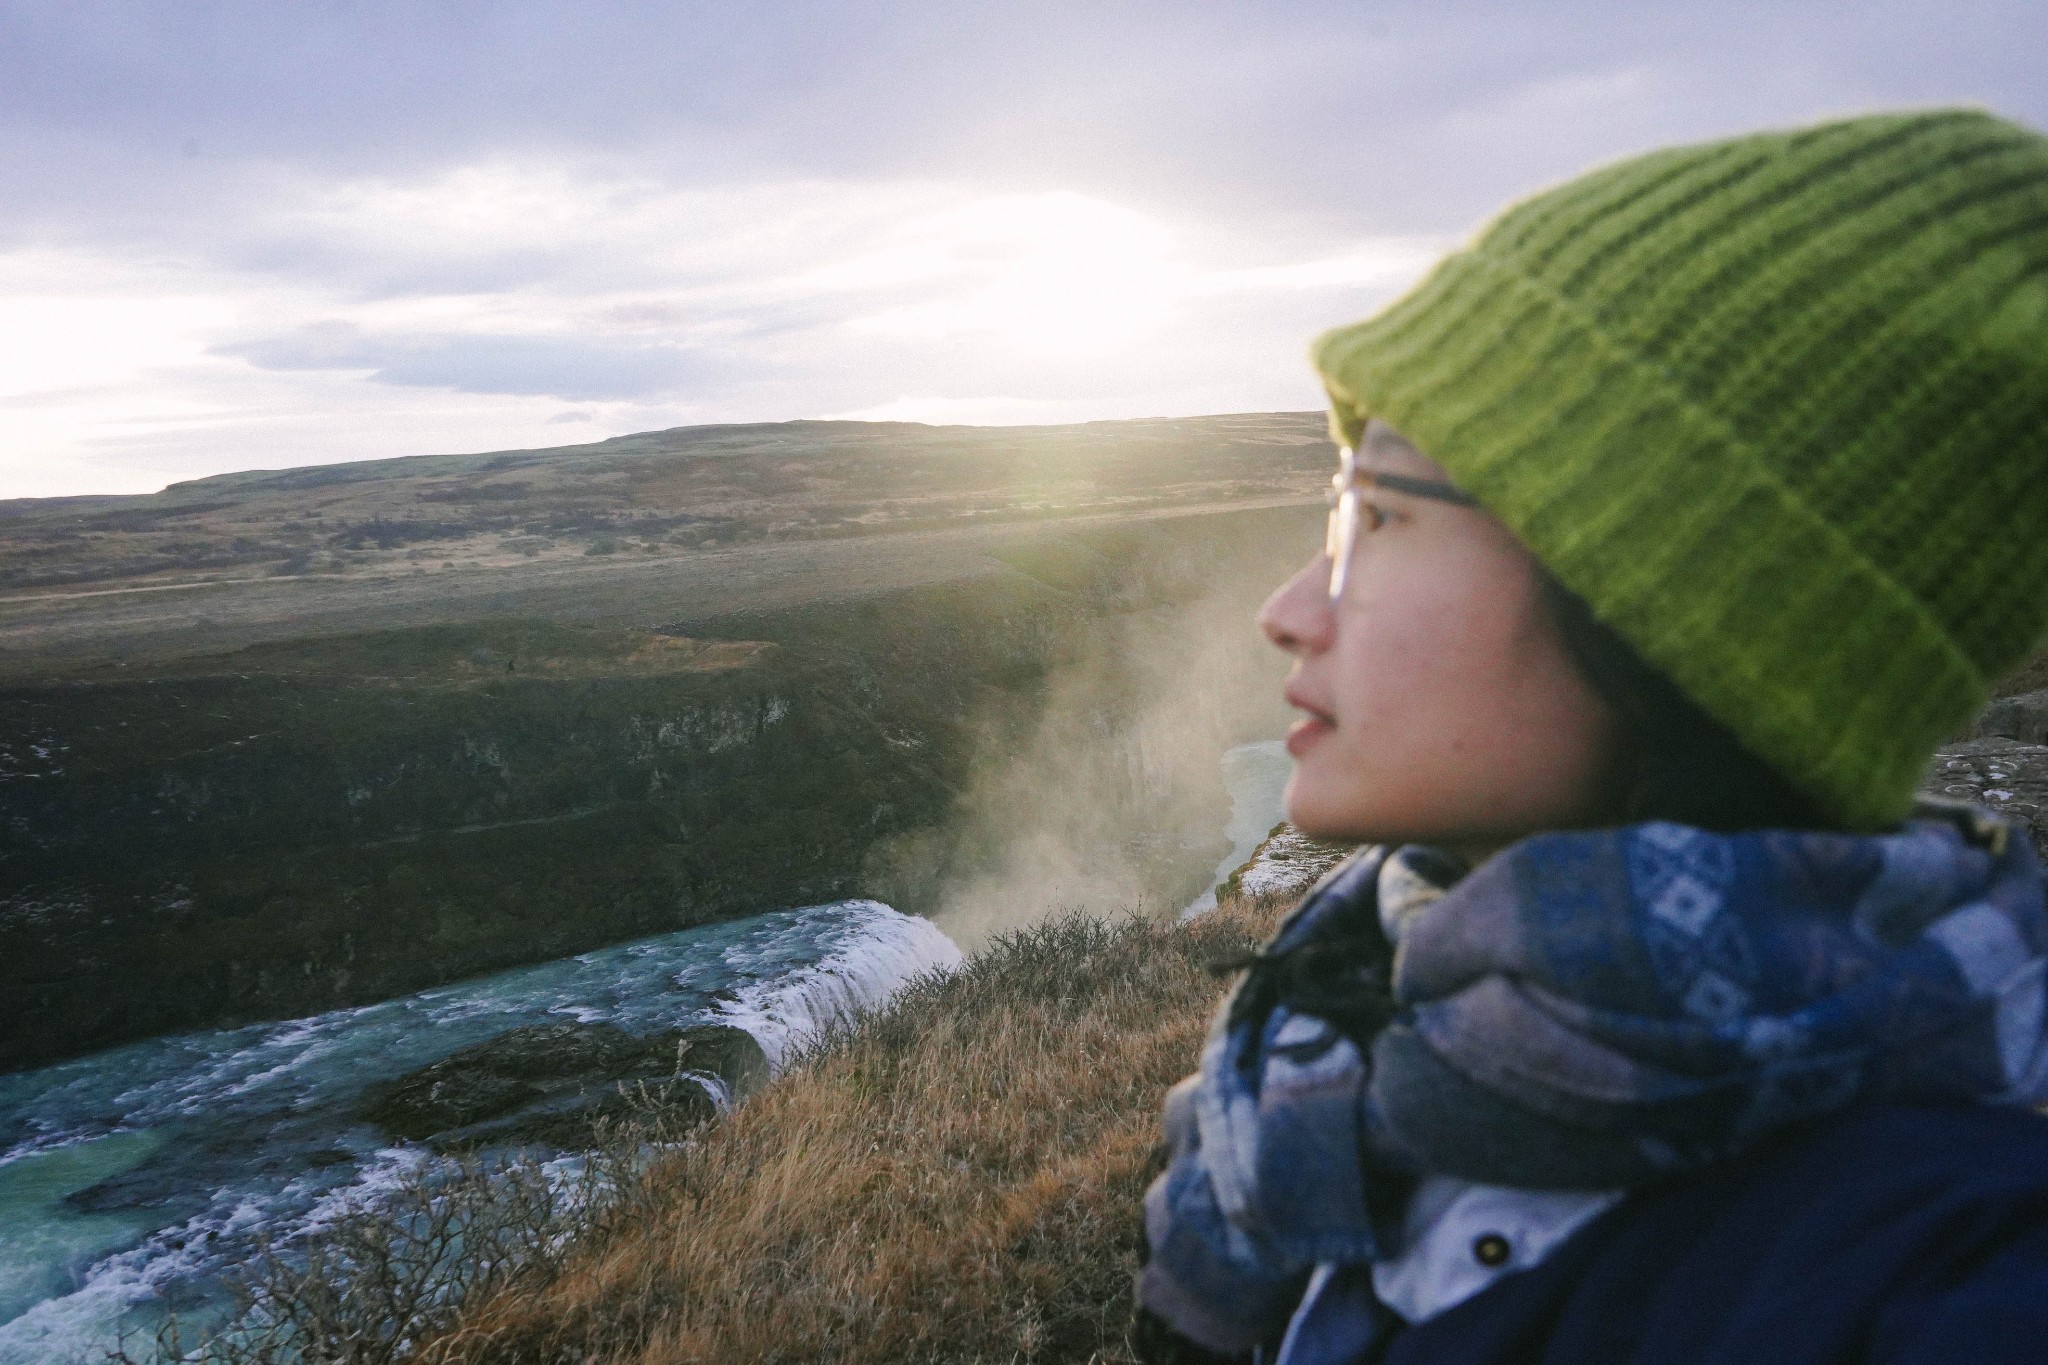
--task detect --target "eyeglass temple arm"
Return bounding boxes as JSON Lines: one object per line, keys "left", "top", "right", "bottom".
{"left": 1354, "top": 469, "right": 1481, "bottom": 508}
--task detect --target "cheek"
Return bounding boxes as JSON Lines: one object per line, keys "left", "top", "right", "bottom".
{"left": 1325, "top": 559, "right": 1505, "bottom": 722}
{"left": 1294, "top": 531, "right": 1621, "bottom": 839}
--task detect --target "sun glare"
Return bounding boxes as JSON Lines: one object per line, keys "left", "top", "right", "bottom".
{"left": 819, "top": 192, "right": 1185, "bottom": 357}
{"left": 0, "top": 158, "right": 1441, "bottom": 495}
{"left": 0, "top": 270, "right": 229, "bottom": 402}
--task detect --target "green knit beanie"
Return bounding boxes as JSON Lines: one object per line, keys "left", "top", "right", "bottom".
{"left": 1313, "top": 108, "right": 2048, "bottom": 831}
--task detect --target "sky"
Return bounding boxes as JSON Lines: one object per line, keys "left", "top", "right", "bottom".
{"left": 0, "top": 1, "right": 2042, "bottom": 499}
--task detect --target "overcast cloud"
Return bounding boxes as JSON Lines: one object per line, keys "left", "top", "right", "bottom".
{"left": 0, "top": 0, "right": 2041, "bottom": 497}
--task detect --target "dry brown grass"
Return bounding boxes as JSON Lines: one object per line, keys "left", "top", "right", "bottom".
{"left": 412, "top": 895, "right": 1288, "bottom": 1365}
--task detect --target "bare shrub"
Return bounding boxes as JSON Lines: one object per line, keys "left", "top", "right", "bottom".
{"left": 111, "top": 1107, "right": 698, "bottom": 1365}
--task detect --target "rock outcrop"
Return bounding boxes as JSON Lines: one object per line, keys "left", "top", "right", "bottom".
{"left": 1972, "top": 687, "right": 2048, "bottom": 747}
{"left": 358, "top": 1020, "right": 768, "bottom": 1149}
{"left": 1924, "top": 739, "right": 2048, "bottom": 855}
{"left": 1217, "top": 823, "right": 1358, "bottom": 904}
{"left": 1211, "top": 738, "right": 2048, "bottom": 904}
{"left": 1933, "top": 687, "right": 2048, "bottom": 855}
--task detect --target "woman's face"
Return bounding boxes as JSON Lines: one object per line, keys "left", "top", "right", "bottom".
{"left": 1259, "top": 420, "right": 1622, "bottom": 854}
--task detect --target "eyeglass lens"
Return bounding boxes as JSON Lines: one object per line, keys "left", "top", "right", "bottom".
{"left": 1326, "top": 445, "right": 1360, "bottom": 603}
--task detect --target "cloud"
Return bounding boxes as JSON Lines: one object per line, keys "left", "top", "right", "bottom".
{"left": 826, "top": 395, "right": 1119, "bottom": 426}
{"left": 0, "top": 0, "right": 2044, "bottom": 496}
{"left": 0, "top": 165, "right": 1424, "bottom": 494}
{"left": 221, "top": 322, "right": 715, "bottom": 402}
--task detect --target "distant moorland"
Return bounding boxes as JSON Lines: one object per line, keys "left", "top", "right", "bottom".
{"left": 0, "top": 414, "right": 1330, "bottom": 668}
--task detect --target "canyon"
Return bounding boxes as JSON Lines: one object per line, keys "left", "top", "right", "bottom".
{"left": 0, "top": 413, "right": 1329, "bottom": 1069}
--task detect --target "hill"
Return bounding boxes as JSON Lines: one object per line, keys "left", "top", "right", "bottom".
{"left": 0, "top": 413, "right": 1329, "bottom": 672}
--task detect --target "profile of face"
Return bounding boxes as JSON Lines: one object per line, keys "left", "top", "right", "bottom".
{"left": 1258, "top": 420, "right": 1623, "bottom": 855}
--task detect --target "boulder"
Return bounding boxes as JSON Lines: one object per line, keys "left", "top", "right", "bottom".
{"left": 1973, "top": 688, "right": 2048, "bottom": 745}
{"left": 358, "top": 1020, "right": 768, "bottom": 1146}
{"left": 675, "top": 1023, "right": 771, "bottom": 1101}
{"left": 1922, "top": 738, "right": 2048, "bottom": 856}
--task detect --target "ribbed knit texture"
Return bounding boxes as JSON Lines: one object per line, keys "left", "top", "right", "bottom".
{"left": 1314, "top": 109, "right": 2048, "bottom": 829}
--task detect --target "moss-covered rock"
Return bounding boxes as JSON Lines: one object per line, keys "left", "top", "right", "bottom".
{"left": 358, "top": 1021, "right": 768, "bottom": 1147}
{"left": 1215, "top": 822, "right": 1359, "bottom": 904}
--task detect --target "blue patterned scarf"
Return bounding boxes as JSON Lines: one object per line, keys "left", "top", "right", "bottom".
{"left": 1140, "top": 808, "right": 2048, "bottom": 1355}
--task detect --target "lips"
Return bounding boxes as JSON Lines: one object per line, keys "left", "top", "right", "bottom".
{"left": 1285, "top": 713, "right": 1333, "bottom": 757}
{"left": 1283, "top": 683, "right": 1336, "bottom": 757}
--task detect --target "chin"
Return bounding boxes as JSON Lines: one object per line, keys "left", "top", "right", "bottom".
{"left": 1282, "top": 776, "right": 1379, "bottom": 844}
{"left": 1285, "top": 777, "right": 1484, "bottom": 850}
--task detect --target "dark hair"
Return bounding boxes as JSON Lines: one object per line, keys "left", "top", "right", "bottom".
{"left": 1539, "top": 573, "right": 1835, "bottom": 832}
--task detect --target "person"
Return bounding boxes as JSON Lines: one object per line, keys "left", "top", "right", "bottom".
{"left": 1139, "top": 108, "right": 2048, "bottom": 1363}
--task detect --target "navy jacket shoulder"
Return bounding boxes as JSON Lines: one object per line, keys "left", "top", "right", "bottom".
{"left": 1384, "top": 1103, "right": 2048, "bottom": 1365}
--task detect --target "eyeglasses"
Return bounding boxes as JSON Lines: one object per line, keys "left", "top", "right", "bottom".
{"left": 1325, "top": 443, "right": 1479, "bottom": 602}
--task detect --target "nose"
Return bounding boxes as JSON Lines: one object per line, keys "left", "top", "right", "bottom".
{"left": 1259, "top": 555, "right": 1337, "bottom": 655}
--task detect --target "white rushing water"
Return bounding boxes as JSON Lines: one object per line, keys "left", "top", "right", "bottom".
{"left": 0, "top": 899, "right": 960, "bottom": 1364}
{"left": 1180, "top": 739, "right": 1294, "bottom": 919}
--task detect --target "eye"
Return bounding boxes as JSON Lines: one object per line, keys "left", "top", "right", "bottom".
{"left": 1361, "top": 502, "right": 1387, "bottom": 532}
